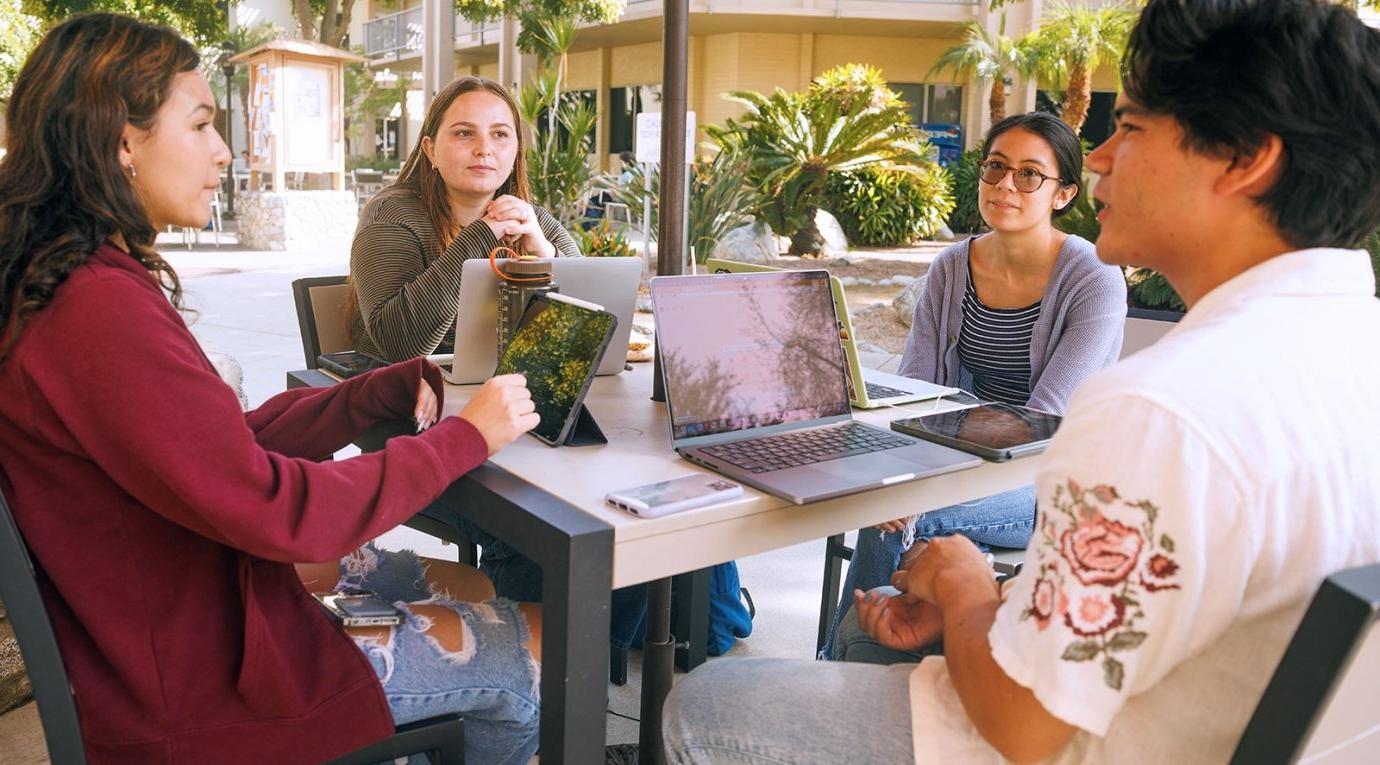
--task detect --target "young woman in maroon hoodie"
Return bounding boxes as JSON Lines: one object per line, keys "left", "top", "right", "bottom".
{"left": 0, "top": 14, "right": 546, "bottom": 764}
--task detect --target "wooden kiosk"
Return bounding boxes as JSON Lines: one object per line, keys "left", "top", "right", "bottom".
{"left": 230, "top": 39, "right": 364, "bottom": 192}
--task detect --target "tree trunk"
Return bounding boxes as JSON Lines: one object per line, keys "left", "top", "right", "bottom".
{"left": 319, "top": 0, "right": 338, "bottom": 48}
{"left": 1063, "top": 61, "right": 1092, "bottom": 135}
{"left": 988, "top": 76, "right": 1007, "bottom": 124}
{"left": 334, "top": 0, "right": 355, "bottom": 49}
{"left": 293, "top": 0, "right": 316, "bottom": 41}
{"left": 788, "top": 207, "right": 824, "bottom": 256}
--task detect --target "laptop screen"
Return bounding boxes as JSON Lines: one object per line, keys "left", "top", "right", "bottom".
{"left": 652, "top": 270, "right": 851, "bottom": 441}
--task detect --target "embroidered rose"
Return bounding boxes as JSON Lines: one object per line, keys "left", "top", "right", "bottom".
{"left": 1064, "top": 592, "right": 1125, "bottom": 637}
{"left": 1030, "top": 578, "right": 1057, "bottom": 630}
{"left": 1141, "top": 553, "right": 1180, "bottom": 592}
{"left": 1060, "top": 515, "right": 1144, "bottom": 586}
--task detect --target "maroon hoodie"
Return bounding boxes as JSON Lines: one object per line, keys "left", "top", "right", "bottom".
{"left": 0, "top": 244, "right": 488, "bottom": 763}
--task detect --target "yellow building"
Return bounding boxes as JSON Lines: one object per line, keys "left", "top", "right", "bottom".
{"left": 357, "top": 0, "right": 1123, "bottom": 169}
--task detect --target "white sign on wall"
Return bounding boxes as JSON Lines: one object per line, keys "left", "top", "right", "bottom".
{"left": 635, "top": 111, "right": 696, "bottom": 164}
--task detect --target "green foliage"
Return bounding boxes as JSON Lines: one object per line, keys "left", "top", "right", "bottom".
{"left": 598, "top": 145, "right": 756, "bottom": 263}
{"left": 1126, "top": 268, "right": 1186, "bottom": 313}
{"left": 0, "top": 0, "right": 42, "bottom": 102}
{"left": 346, "top": 155, "right": 401, "bottom": 172}
{"left": 21, "top": 0, "right": 225, "bottom": 43}
{"left": 513, "top": 16, "right": 598, "bottom": 231}
{"left": 453, "top": 0, "right": 625, "bottom": 53}
{"left": 1052, "top": 189, "right": 1102, "bottom": 243}
{"left": 707, "top": 64, "right": 931, "bottom": 255}
{"left": 946, "top": 149, "right": 985, "bottom": 234}
{"left": 824, "top": 166, "right": 954, "bottom": 247}
{"left": 929, "top": 16, "right": 1035, "bottom": 123}
{"left": 572, "top": 220, "right": 638, "bottom": 258}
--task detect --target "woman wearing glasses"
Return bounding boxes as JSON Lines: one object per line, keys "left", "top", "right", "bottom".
{"left": 823, "top": 112, "right": 1126, "bottom": 662}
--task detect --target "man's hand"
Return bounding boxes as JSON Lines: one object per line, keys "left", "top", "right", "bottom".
{"left": 894, "top": 535, "right": 998, "bottom": 607}
{"left": 457, "top": 374, "right": 540, "bottom": 455}
{"left": 855, "top": 588, "right": 943, "bottom": 652}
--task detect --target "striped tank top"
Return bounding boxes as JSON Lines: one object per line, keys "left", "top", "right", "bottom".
{"left": 957, "top": 268, "right": 1041, "bottom": 406}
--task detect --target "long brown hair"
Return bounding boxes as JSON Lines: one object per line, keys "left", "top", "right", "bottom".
{"left": 396, "top": 75, "right": 532, "bottom": 246}
{"left": 347, "top": 76, "right": 532, "bottom": 340}
{"left": 0, "top": 13, "right": 199, "bottom": 361}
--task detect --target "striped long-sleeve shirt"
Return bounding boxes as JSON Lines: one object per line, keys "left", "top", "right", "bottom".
{"left": 349, "top": 186, "right": 582, "bottom": 361}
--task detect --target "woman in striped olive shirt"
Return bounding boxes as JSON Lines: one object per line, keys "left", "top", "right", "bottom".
{"left": 348, "top": 76, "right": 580, "bottom": 362}
{"left": 822, "top": 113, "right": 1127, "bottom": 662}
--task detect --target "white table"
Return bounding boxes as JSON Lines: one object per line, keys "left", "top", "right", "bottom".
{"left": 288, "top": 362, "right": 1035, "bottom": 763}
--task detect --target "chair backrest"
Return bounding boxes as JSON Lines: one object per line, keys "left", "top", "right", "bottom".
{"left": 1120, "top": 308, "right": 1181, "bottom": 360}
{"left": 0, "top": 490, "right": 88, "bottom": 764}
{"left": 291, "top": 276, "right": 353, "bottom": 369}
{"left": 1233, "top": 563, "right": 1380, "bottom": 765}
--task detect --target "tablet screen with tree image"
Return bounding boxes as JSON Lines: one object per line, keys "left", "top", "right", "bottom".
{"left": 494, "top": 294, "right": 617, "bottom": 445}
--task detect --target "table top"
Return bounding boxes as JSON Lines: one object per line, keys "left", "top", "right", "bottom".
{"left": 439, "top": 363, "right": 1036, "bottom": 588}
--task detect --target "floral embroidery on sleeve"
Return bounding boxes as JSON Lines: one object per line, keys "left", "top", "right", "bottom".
{"left": 1021, "top": 479, "right": 1179, "bottom": 691}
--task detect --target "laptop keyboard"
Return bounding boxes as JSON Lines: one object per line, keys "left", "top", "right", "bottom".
{"left": 700, "top": 422, "right": 914, "bottom": 474}
{"left": 865, "top": 381, "right": 910, "bottom": 400}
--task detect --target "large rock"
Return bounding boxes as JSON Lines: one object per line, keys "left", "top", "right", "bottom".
{"left": 237, "top": 191, "right": 357, "bottom": 252}
{"left": 711, "top": 220, "right": 779, "bottom": 264}
{"left": 893, "top": 275, "right": 925, "bottom": 328}
{"left": 815, "top": 209, "right": 849, "bottom": 257}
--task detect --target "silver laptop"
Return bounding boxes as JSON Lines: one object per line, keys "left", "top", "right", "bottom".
{"left": 650, "top": 270, "right": 982, "bottom": 505}
{"left": 448, "top": 257, "right": 642, "bottom": 384}
{"left": 703, "top": 259, "right": 957, "bottom": 408}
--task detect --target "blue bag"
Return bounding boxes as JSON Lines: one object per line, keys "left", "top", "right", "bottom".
{"left": 705, "top": 561, "right": 753, "bottom": 655}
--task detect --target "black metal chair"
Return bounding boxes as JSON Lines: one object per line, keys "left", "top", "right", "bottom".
{"left": 0, "top": 489, "right": 465, "bottom": 764}
{"left": 1232, "top": 562, "right": 1380, "bottom": 764}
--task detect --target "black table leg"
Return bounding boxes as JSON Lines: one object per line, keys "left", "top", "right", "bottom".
{"left": 639, "top": 577, "right": 674, "bottom": 765}
{"left": 672, "top": 568, "right": 710, "bottom": 672}
{"left": 817, "top": 534, "right": 853, "bottom": 656}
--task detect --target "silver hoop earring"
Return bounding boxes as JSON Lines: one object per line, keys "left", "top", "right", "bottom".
{"left": 127, "top": 163, "right": 137, "bottom": 179}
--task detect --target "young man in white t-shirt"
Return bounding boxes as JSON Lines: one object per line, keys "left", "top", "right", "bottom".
{"left": 661, "top": 1, "right": 1380, "bottom": 763}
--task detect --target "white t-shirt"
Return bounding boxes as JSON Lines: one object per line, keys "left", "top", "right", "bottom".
{"left": 910, "top": 249, "right": 1380, "bottom": 764}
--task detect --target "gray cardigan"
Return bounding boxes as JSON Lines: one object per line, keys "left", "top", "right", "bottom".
{"left": 898, "top": 235, "right": 1127, "bottom": 414}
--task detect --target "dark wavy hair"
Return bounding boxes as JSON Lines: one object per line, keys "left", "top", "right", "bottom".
{"left": 0, "top": 13, "right": 199, "bottom": 361}
{"left": 981, "top": 111, "right": 1084, "bottom": 219}
{"left": 1123, "top": 0, "right": 1380, "bottom": 248}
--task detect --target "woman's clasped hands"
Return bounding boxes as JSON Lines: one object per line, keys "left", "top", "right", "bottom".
{"left": 484, "top": 195, "right": 555, "bottom": 258}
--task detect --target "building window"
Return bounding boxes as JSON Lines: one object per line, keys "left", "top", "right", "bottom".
{"left": 609, "top": 84, "right": 662, "bottom": 154}
{"left": 894, "top": 83, "right": 965, "bottom": 127}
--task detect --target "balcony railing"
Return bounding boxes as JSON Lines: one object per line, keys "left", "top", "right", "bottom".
{"left": 364, "top": 7, "right": 500, "bottom": 58}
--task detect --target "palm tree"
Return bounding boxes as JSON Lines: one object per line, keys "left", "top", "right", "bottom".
{"left": 708, "top": 82, "right": 930, "bottom": 255}
{"left": 1027, "top": 1, "right": 1137, "bottom": 134}
{"left": 929, "top": 16, "right": 1033, "bottom": 124}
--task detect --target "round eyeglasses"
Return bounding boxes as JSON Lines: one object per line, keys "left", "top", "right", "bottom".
{"left": 976, "top": 159, "right": 1066, "bottom": 193}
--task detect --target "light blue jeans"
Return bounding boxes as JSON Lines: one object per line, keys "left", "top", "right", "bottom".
{"left": 663, "top": 657, "right": 915, "bottom": 764}
{"left": 339, "top": 544, "right": 541, "bottom": 765}
{"left": 820, "top": 485, "right": 1035, "bottom": 660}
{"left": 833, "top": 586, "right": 935, "bottom": 665}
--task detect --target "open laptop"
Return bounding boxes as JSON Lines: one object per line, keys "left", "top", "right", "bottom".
{"left": 650, "top": 270, "right": 982, "bottom": 505}
{"left": 704, "top": 258, "right": 957, "bottom": 408}
{"left": 447, "top": 257, "right": 642, "bottom": 384}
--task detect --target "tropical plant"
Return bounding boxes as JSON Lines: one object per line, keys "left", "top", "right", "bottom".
{"left": 1026, "top": 1, "right": 1137, "bottom": 134}
{"left": 572, "top": 220, "right": 638, "bottom": 258}
{"left": 824, "top": 166, "right": 954, "bottom": 246}
{"left": 946, "top": 149, "right": 985, "bottom": 234}
{"left": 516, "top": 16, "right": 598, "bottom": 230}
{"left": 707, "top": 66, "right": 931, "bottom": 256}
{"left": 454, "top": 0, "right": 625, "bottom": 55}
{"left": 929, "top": 16, "right": 1034, "bottom": 125}
{"left": 1126, "top": 268, "right": 1186, "bottom": 313}
{"left": 598, "top": 144, "right": 756, "bottom": 263}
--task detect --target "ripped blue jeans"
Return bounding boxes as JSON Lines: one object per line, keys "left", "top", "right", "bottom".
{"left": 337, "top": 544, "right": 540, "bottom": 765}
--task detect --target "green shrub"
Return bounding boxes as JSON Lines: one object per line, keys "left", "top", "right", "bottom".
{"left": 946, "top": 149, "right": 985, "bottom": 234}
{"left": 1052, "top": 173, "right": 1102, "bottom": 243}
{"left": 1126, "top": 267, "right": 1186, "bottom": 313}
{"left": 573, "top": 220, "right": 639, "bottom": 259}
{"left": 824, "top": 165, "right": 954, "bottom": 246}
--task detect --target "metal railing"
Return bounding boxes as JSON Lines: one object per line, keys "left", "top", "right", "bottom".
{"left": 364, "top": 7, "right": 502, "bottom": 57}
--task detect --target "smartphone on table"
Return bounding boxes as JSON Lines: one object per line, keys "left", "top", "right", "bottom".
{"left": 606, "top": 474, "right": 744, "bottom": 518}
